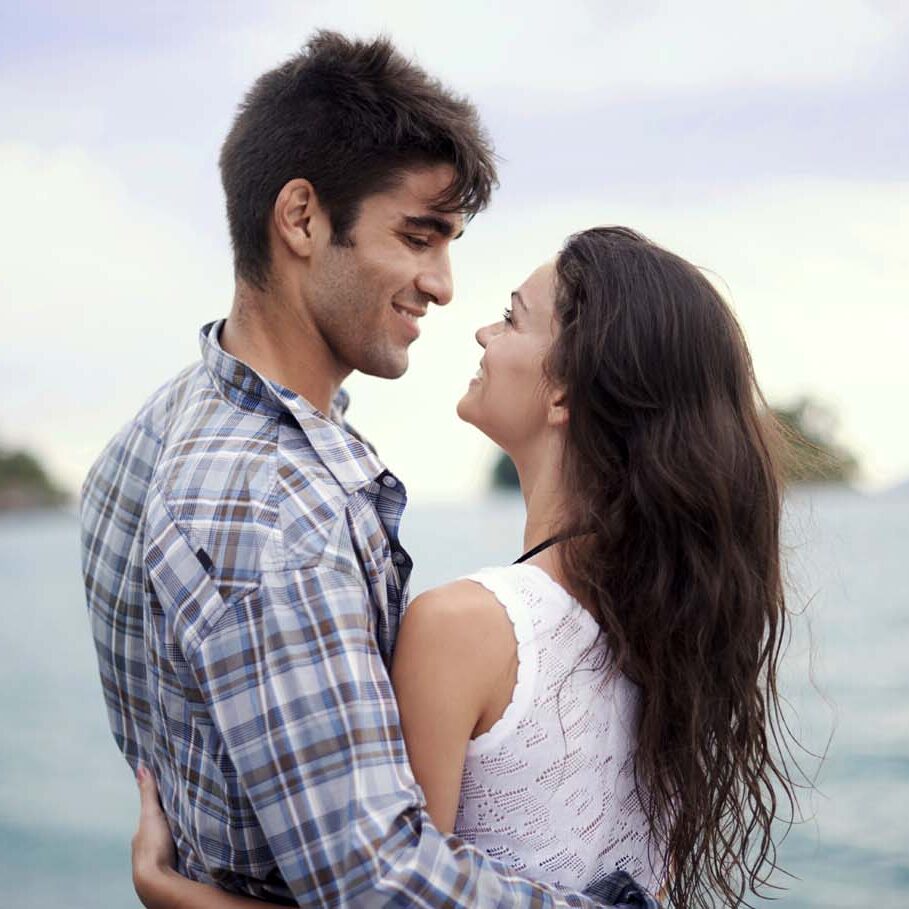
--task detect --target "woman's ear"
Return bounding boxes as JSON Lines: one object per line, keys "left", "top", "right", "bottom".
{"left": 272, "top": 178, "right": 325, "bottom": 260}
{"left": 547, "top": 388, "right": 570, "bottom": 428}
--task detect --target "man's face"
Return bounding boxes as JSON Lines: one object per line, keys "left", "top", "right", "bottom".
{"left": 306, "top": 164, "right": 463, "bottom": 380}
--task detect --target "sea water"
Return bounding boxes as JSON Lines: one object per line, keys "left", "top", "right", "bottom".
{"left": 1, "top": 489, "right": 906, "bottom": 907}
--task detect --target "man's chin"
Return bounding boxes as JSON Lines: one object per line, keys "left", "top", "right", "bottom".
{"left": 360, "top": 351, "right": 409, "bottom": 380}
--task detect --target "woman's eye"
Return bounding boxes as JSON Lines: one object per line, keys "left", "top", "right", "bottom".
{"left": 502, "top": 307, "right": 514, "bottom": 326}
{"left": 405, "top": 235, "right": 430, "bottom": 249}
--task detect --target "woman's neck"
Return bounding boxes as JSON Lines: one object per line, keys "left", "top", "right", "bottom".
{"left": 513, "top": 436, "right": 569, "bottom": 553}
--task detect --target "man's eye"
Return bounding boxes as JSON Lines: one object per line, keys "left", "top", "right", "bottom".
{"left": 405, "top": 235, "right": 430, "bottom": 249}
{"left": 502, "top": 307, "right": 514, "bottom": 325}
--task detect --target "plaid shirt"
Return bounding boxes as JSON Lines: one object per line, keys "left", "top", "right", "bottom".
{"left": 81, "top": 321, "right": 660, "bottom": 908}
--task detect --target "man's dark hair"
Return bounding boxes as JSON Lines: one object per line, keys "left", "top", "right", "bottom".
{"left": 219, "top": 31, "right": 498, "bottom": 289}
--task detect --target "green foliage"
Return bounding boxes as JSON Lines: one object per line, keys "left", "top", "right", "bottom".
{"left": 0, "top": 448, "right": 69, "bottom": 509}
{"left": 490, "top": 396, "right": 860, "bottom": 489}
{"left": 773, "top": 398, "right": 859, "bottom": 484}
{"left": 491, "top": 450, "right": 520, "bottom": 490}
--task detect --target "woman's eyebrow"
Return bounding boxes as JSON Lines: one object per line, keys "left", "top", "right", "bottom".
{"left": 511, "top": 290, "right": 528, "bottom": 311}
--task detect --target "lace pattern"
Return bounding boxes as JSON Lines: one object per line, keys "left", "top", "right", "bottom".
{"left": 453, "top": 564, "right": 661, "bottom": 892}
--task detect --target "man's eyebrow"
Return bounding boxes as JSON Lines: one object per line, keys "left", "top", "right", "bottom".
{"left": 511, "top": 290, "right": 528, "bottom": 311}
{"left": 402, "top": 215, "right": 464, "bottom": 240}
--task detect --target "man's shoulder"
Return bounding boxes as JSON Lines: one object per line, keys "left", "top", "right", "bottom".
{"left": 81, "top": 361, "right": 207, "bottom": 537}
{"left": 84, "top": 359, "right": 359, "bottom": 589}
{"left": 85, "top": 360, "right": 209, "bottom": 471}
{"left": 151, "top": 379, "right": 352, "bottom": 578}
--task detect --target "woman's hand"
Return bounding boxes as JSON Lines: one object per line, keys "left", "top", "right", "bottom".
{"left": 132, "top": 766, "right": 177, "bottom": 908}
{"left": 131, "top": 766, "right": 286, "bottom": 908}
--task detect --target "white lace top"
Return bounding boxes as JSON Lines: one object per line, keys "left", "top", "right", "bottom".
{"left": 452, "top": 564, "right": 661, "bottom": 893}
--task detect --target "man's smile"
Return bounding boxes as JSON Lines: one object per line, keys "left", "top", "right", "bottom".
{"left": 392, "top": 302, "right": 425, "bottom": 338}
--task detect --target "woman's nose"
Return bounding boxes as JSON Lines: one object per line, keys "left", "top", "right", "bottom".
{"left": 475, "top": 323, "right": 493, "bottom": 347}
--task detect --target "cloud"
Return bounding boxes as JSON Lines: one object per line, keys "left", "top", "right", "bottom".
{"left": 222, "top": 0, "right": 906, "bottom": 102}
{"left": 344, "top": 176, "right": 909, "bottom": 496}
{"left": 0, "top": 143, "right": 232, "bottom": 488}
{"left": 2, "top": 156, "right": 906, "bottom": 498}
{"left": 1, "top": 3, "right": 906, "bottom": 496}
{"left": 9, "top": 1, "right": 898, "bottom": 141}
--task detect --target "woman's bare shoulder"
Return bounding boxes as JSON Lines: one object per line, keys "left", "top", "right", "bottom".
{"left": 407, "top": 577, "right": 498, "bottom": 612}
{"left": 399, "top": 577, "right": 517, "bottom": 667}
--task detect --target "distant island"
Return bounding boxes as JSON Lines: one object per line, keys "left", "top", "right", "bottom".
{"left": 0, "top": 448, "right": 70, "bottom": 512}
{"left": 491, "top": 397, "right": 860, "bottom": 491}
{"left": 772, "top": 397, "right": 858, "bottom": 484}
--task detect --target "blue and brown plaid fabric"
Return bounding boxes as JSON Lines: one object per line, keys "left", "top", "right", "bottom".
{"left": 80, "top": 320, "right": 660, "bottom": 908}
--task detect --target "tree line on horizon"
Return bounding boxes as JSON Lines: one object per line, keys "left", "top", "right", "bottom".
{"left": 0, "top": 395, "right": 861, "bottom": 511}
{"left": 0, "top": 447, "right": 69, "bottom": 511}
{"left": 492, "top": 396, "right": 860, "bottom": 491}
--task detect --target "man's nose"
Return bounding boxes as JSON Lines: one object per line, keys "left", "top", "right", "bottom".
{"left": 416, "top": 250, "right": 454, "bottom": 307}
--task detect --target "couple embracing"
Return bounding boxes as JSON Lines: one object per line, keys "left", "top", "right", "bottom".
{"left": 81, "top": 31, "right": 794, "bottom": 909}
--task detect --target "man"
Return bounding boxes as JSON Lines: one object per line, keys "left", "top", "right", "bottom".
{"left": 81, "top": 32, "right": 658, "bottom": 907}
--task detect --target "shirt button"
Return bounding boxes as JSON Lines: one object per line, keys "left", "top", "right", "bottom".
{"left": 392, "top": 551, "right": 406, "bottom": 565}
{"left": 382, "top": 475, "right": 397, "bottom": 488}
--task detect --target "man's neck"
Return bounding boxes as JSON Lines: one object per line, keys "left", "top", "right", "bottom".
{"left": 220, "top": 280, "right": 349, "bottom": 416}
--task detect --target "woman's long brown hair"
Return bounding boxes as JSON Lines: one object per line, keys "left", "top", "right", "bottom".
{"left": 547, "top": 227, "right": 799, "bottom": 907}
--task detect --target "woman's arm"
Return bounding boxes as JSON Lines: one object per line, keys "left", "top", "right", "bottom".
{"left": 390, "top": 580, "right": 518, "bottom": 832}
{"left": 132, "top": 768, "right": 285, "bottom": 909}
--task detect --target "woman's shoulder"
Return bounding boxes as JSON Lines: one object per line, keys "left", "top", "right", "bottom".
{"left": 395, "top": 576, "right": 520, "bottom": 734}
{"left": 408, "top": 575, "right": 498, "bottom": 609}
{"left": 402, "top": 574, "right": 516, "bottom": 653}
{"left": 403, "top": 564, "right": 548, "bottom": 641}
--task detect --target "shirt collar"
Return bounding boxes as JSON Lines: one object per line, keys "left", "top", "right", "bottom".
{"left": 199, "top": 320, "right": 385, "bottom": 495}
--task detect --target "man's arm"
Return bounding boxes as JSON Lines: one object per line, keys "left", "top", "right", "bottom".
{"left": 192, "top": 564, "right": 590, "bottom": 906}
{"left": 161, "top": 551, "right": 615, "bottom": 908}
{"left": 140, "top": 470, "right": 656, "bottom": 908}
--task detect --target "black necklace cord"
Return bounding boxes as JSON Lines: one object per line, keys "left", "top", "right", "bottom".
{"left": 513, "top": 532, "right": 580, "bottom": 564}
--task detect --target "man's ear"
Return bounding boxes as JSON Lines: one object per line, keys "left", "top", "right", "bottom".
{"left": 272, "top": 178, "right": 325, "bottom": 259}
{"left": 547, "top": 388, "right": 570, "bottom": 428}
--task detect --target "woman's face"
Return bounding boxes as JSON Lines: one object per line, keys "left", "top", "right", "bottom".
{"left": 457, "top": 261, "right": 561, "bottom": 454}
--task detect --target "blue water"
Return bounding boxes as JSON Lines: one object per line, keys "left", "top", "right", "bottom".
{"left": 1, "top": 490, "right": 906, "bottom": 907}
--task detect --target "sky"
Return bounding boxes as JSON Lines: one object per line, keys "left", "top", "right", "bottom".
{"left": 1, "top": 0, "right": 907, "bottom": 501}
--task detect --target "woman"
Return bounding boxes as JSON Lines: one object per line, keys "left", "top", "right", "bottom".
{"left": 132, "top": 227, "right": 798, "bottom": 908}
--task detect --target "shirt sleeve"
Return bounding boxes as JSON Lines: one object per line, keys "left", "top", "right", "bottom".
{"left": 182, "top": 557, "right": 616, "bottom": 908}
